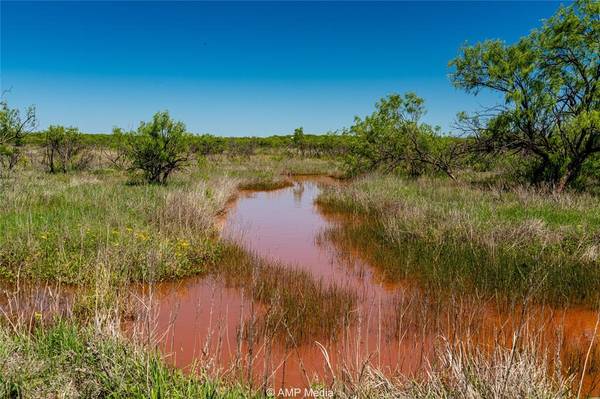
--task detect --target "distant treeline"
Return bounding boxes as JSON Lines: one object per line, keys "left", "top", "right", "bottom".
{"left": 23, "top": 131, "right": 354, "bottom": 157}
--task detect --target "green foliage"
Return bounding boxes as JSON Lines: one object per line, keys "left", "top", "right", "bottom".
{"left": 451, "top": 0, "right": 599, "bottom": 190}
{"left": 346, "top": 93, "right": 461, "bottom": 178}
{"left": 118, "top": 111, "right": 192, "bottom": 184}
{"left": 292, "top": 126, "right": 306, "bottom": 155}
{"left": 346, "top": 93, "right": 423, "bottom": 174}
{"left": 43, "top": 125, "right": 86, "bottom": 173}
{"left": 22, "top": 130, "right": 352, "bottom": 162}
{"left": 191, "top": 134, "right": 226, "bottom": 155}
{"left": 292, "top": 127, "right": 305, "bottom": 145}
{"left": 0, "top": 101, "right": 36, "bottom": 147}
{"left": 0, "top": 100, "right": 36, "bottom": 171}
{"left": 226, "top": 136, "right": 259, "bottom": 157}
{"left": 574, "top": 153, "right": 600, "bottom": 193}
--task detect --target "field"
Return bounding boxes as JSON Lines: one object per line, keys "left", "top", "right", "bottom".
{"left": 1, "top": 143, "right": 599, "bottom": 398}
{"left": 2, "top": 1, "right": 598, "bottom": 395}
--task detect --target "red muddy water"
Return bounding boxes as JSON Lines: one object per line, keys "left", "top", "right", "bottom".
{"left": 135, "top": 177, "right": 600, "bottom": 394}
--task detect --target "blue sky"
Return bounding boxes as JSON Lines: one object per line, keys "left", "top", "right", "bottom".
{"left": 1, "top": 1, "right": 564, "bottom": 136}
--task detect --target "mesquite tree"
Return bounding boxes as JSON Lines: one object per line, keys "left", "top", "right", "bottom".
{"left": 118, "top": 111, "right": 191, "bottom": 184}
{"left": 43, "top": 125, "right": 85, "bottom": 173}
{"left": 292, "top": 127, "right": 306, "bottom": 156}
{"left": 346, "top": 92, "right": 460, "bottom": 179}
{"left": 0, "top": 100, "right": 36, "bottom": 171}
{"left": 451, "top": 0, "right": 599, "bottom": 191}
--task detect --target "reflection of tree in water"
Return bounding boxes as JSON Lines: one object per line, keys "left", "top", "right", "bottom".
{"left": 292, "top": 182, "right": 305, "bottom": 206}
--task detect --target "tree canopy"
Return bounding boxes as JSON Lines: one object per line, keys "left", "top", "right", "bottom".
{"left": 43, "top": 125, "right": 84, "bottom": 173}
{"left": 451, "top": 0, "right": 599, "bottom": 190}
{"left": 117, "top": 111, "right": 192, "bottom": 184}
{"left": 346, "top": 92, "right": 460, "bottom": 179}
{"left": 0, "top": 100, "right": 37, "bottom": 171}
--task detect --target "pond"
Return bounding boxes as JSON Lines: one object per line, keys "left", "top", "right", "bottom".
{"left": 133, "top": 177, "right": 600, "bottom": 393}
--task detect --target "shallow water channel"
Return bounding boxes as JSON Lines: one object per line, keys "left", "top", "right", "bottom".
{"left": 138, "top": 176, "right": 600, "bottom": 393}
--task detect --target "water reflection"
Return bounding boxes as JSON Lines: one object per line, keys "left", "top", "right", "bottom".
{"left": 113, "top": 178, "right": 600, "bottom": 393}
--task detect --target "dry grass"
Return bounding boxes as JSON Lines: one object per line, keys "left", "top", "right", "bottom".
{"left": 330, "top": 339, "right": 574, "bottom": 399}
{"left": 155, "top": 177, "right": 239, "bottom": 236}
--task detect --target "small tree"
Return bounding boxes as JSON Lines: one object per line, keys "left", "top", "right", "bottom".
{"left": 292, "top": 127, "right": 306, "bottom": 156}
{"left": 120, "top": 111, "right": 191, "bottom": 184}
{"left": 43, "top": 125, "right": 85, "bottom": 173}
{"left": 450, "top": 0, "right": 599, "bottom": 191}
{"left": 0, "top": 100, "right": 36, "bottom": 171}
{"left": 347, "top": 93, "right": 420, "bottom": 174}
{"left": 346, "top": 92, "right": 459, "bottom": 179}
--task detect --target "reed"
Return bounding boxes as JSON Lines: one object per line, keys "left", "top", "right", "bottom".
{"left": 328, "top": 338, "right": 574, "bottom": 399}
{"left": 206, "top": 243, "right": 356, "bottom": 345}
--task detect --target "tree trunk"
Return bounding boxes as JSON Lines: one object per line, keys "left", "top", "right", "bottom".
{"left": 49, "top": 148, "right": 55, "bottom": 173}
{"left": 445, "top": 168, "right": 457, "bottom": 181}
{"left": 556, "top": 159, "right": 583, "bottom": 193}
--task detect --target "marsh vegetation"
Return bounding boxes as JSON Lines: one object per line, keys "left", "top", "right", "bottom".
{"left": 1, "top": 1, "right": 599, "bottom": 397}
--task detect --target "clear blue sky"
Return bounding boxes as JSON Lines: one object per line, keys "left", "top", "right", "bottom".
{"left": 1, "top": 1, "right": 565, "bottom": 136}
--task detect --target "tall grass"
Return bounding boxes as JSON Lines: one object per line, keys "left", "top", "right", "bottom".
{"left": 0, "top": 320, "right": 258, "bottom": 398}
{"left": 317, "top": 174, "right": 600, "bottom": 304}
{"left": 330, "top": 339, "right": 574, "bottom": 399}
{"left": 207, "top": 244, "right": 356, "bottom": 345}
{"left": 0, "top": 171, "right": 237, "bottom": 284}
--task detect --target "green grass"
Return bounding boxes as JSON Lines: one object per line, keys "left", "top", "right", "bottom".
{"left": 0, "top": 152, "right": 594, "bottom": 397}
{"left": 317, "top": 174, "right": 600, "bottom": 304}
{"left": 0, "top": 153, "right": 342, "bottom": 285}
{"left": 0, "top": 170, "right": 236, "bottom": 284}
{"left": 0, "top": 321, "right": 259, "bottom": 398}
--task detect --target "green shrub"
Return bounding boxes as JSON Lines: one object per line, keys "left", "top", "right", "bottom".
{"left": 117, "top": 111, "right": 192, "bottom": 184}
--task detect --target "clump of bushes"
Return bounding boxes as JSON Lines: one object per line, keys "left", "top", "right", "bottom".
{"left": 43, "top": 125, "right": 91, "bottom": 173}
{"left": 114, "top": 111, "right": 192, "bottom": 184}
